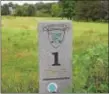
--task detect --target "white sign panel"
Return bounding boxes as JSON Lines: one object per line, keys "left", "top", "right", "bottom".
{"left": 38, "top": 21, "right": 72, "bottom": 93}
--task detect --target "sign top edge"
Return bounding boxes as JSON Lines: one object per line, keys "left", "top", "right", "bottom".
{"left": 38, "top": 20, "right": 72, "bottom": 24}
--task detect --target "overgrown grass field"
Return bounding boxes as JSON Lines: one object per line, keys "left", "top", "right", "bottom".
{"left": 1, "top": 16, "right": 108, "bottom": 93}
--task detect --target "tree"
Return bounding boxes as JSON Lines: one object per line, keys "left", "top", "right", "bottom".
{"left": 1, "top": 4, "right": 10, "bottom": 15}
{"left": 100, "top": 0, "right": 109, "bottom": 22}
{"left": 22, "top": 3, "right": 29, "bottom": 16}
{"left": 59, "top": 0, "right": 76, "bottom": 20}
{"left": 27, "top": 4, "right": 36, "bottom": 16}
{"left": 35, "top": 2, "right": 52, "bottom": 17}
{"left": 14, "top": 5, "right": 23, "bottom": 16}
{"left": 75, "top": 1, "right": 92, "bottom": 21}
{"left": 14, "top": 4, "right": 36, "bottom": 16}
{"left": 8, "top": 2, "right": 14, "bottom": 8}
{"left": 75, "top": 0, "right": 109, "bottom": 22}
{"left": 51, "top": 3, "right": 61, "bottom": 17}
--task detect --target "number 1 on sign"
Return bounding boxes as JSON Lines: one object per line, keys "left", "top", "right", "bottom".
{"left": 52, "top": 52, "right": 60, "bottom": 66}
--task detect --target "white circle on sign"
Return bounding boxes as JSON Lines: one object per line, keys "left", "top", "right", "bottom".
{"left": 47, "top": 82, "right": 58, "bottom": 93}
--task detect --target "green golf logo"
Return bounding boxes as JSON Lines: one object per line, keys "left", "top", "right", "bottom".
{"left": 47, "top": 83, "right": 57, "bottom": 93}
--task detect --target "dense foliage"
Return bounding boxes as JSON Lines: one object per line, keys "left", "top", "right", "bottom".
{"left": 1, "top": 0, "right": 109, "bottom": 22}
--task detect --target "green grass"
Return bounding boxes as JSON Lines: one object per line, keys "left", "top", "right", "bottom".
{"left": 1, "top": 16, "right": 108, "bottom": 93}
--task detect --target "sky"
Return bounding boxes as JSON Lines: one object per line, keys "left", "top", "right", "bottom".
{"left": 1, "top": 1, "right": 59, "bottom": 5}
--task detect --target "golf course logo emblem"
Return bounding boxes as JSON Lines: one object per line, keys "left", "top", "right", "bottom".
{"left": 43, "top": 24, "right": 69, "bottom": 48}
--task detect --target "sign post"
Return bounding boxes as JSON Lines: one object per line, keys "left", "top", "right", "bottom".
{"left": 38, "top": 21, "right": 72, "bottom": 93}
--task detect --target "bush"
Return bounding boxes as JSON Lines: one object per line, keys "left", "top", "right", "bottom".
{"left": 73, "top": 44, "right": 108, "bottom": 92}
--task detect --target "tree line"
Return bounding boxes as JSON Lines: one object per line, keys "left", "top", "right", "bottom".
{"left": 1, "top": 0, "right": 109, "bottom": 22}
